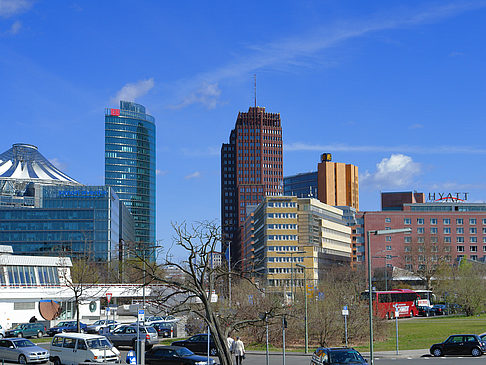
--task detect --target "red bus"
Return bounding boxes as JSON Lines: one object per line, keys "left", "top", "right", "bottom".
{"left": 362, "top": 289, "right": 419, "bottom": 319}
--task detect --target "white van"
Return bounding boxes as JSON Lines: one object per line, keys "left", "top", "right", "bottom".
{"left": 49, "top": 333, "right": 120, "bottom": 365}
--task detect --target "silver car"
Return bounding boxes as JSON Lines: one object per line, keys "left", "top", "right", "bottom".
{"left": 105, "top": 325, "right": 158, "bottom": 350}
{"left": 0, "top": 338, "right": 49, "bottom": 364}
{"left": 86, "top": 320, "right": 119, "bottom": 334}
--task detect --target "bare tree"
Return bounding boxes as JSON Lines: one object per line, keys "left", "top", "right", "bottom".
{"left": 132, "top": 221, "right": 284, "bottom": 365}
{"left": 401, "top": 234, "right": 448, "bottom": 290}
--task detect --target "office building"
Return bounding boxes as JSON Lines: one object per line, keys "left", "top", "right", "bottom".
{"left": 283, "top": 172, "right": 317, "bottom": 198}
{"left": 0, "top": 143, "right": 134, "bottom": 261}
{"left": 243, "top": 196, "right": 351, "bottom": 294}
{"left": 221, "top": 106, "right": 283, "bottom": 265}
{"left": 284, "top": 153, "right": 359, "bottom": 210}
{"left": 105, "top": 101, "right": 156, "bottom": 251}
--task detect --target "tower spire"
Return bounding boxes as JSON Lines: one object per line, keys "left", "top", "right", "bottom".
{"left": 254, "top": 74, "right": 257, "bottom": 107}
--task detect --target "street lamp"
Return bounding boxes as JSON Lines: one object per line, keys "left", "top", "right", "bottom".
{"left": 367, "top": 228, "right": 411, "bottom": 365}
{"left": 296, "top": 263, "right": 308, "bottom": 354}
{"left": 276, "top": 250, "right": 305, "bottom": 303}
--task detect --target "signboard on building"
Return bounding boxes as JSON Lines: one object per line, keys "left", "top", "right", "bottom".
{"left": 428, "top": 192, "right": 468, "bottom": 202}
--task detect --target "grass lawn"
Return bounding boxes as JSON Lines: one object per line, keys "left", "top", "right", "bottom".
{"left": 356, "top": 314, "right": 486, "bottom": 351}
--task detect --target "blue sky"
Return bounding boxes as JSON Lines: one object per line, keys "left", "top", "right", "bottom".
{"left": 1, "top": 0, "right": 486, "bottom": 257}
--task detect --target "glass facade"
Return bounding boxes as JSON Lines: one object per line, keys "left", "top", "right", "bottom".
{"left": 105, "top": 101, "right": 156, "bottom": 252}
{"left": 283, "top": 172, "right": 318, "bottom": 198}
{"left": 0, "top": 185, "right": 134, "bottom": 261}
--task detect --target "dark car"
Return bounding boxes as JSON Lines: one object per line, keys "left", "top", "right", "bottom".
{"left": 47, "top": 321, "right": 87, "bottom": 337}
{"left": 151, "top": 322, "right": 177, "bottom": 338}
{"left": 6, "top": 323, "right": 47, "bottom": 339}
{"left": 310, "top": 347, "right": 367, "bottom": 365}
{"left": 417, "top": 306, "right": 435, "bottom": 317}
{"left": 430, "top": 334, "right": 486, "bottom": 357}
{"left": 432, "top": 304, "right": 448, "bottom": 315}
{"left": 172, "top": 334, "right": 217, "bottom": 356}
{"left": 104, "top": 325, "right": 158, "bottom": 350}
{"left": 146, "top": 346, "right": 215, "bottom": 365}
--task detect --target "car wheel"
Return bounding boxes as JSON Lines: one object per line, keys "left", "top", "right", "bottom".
{"left": 210, "top": 348, "right": 218, "bottom": 356}
{"left": 37, "top": 331, "right": 43, "bottom": 338}
{"left": 410, "top": 311, "right": 413, "bottom": 318}
{"left": 18, "top": 355, "right": 27, "bottom": 364}
{"left": 53, "top": 357, "right": 61, "bottom": 365}
{"left": 17, "top": 333, "right": 23, "bottom": 338}
{"left": 472, "top": 347, "right": 482, "bottom": 357}
{"left": 0, "top": 334, "right": 3, "bottom": 339}
{"left": 432, "top": 348, "right": 443, "bottom": 357}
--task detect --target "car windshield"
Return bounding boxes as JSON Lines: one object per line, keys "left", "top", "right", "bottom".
{"left": 146, "top": 327, "right": 156, "bottom": 333}
{"left": 57, "top": 322, "right": 71, "bottom": 327}
{"left": 87, "top": 338, "right": 112, "bottom": 349}
{"left": 15, "top": 324, "right": 26, "bottom": 329}
{"left": 93, "top": 321, "right": 103, "bottom": 325}
{"left": 13, "top": 340, "right": 35, "bottom": 348}
{"left": 176, "top": 347, "right": 194, "bottom": 357}
{"left": 329, "top": 350, "right": 364, "bottom": 363}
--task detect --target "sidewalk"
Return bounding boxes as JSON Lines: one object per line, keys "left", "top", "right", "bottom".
{"left": 246, "top": 349, "right": 430, "bottom": 359}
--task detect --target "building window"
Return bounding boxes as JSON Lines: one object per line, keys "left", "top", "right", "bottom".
{"left": 417, "top": 218, "right": 424, "bottom": 225}
{"left": 443, "top": 218, "right": 450, "bottom": 225}
{"left": 471, "top": 255, "right": 478, "bottom": 261}
{"left": 444, "top": 246, "right": 451, "bottom": 252}
{"left": 470, "top": 218, "right": 477, "bottom": 225}
{"left": 444, "top": 227, "right": 451, "bottom": 234}
{"left": 444, "top": 237, "right": 451, "bottom": 243}
{"left": 417, "top": 237, "right": 424, "bottom": 243}
{"left": 385, "top": 218, "right": 391, "bottom": 223}
{"left": 417, "top": 227, "right": 424, "bottom": 234}
{"left": 457, "top": 237, "right": 464, "bottom": 243}
{"left": 470, "top": 228, "right": 477, "bottom": 234}
{"left": 430, "top": 218, "right": 437, "bottom": 225}
{"left": 386, "top": 255, "right": 393, "bottom": 260}
{"left": 386, "top": 245, "right": 392, "bottom": 250}
{"left": 470, "top": 237, "right": 477, "bottom": 243}
{"left": 431, "top": 246, "right": 438, "bottom": 252}
{"left": 457, "top": 218, "right": 463, "bottom": 225}
{"left": 483, "top": 218, "right": 486, "bottom": 225}
{"left": 457, "top": 246, "right": 465, "bottom": 252}
{"left": 405, "top": 264, "right": 413, "bottom": 270}
{"left": 404, "top": 218, "right": 411, "bottom": 225}
{"left": 431, "top": 227, "right": 438, "bottom": 234}
{"left": 404, "top": 246, "right": 411, "bottom": 252}
{"left": 385, "top": 236, "right": 391, "bottom": 241}
{"left": 483, "top": 246, "right": 486, "bottom": 252}
{"left": 470, "top": 246, "right": 478, "bottom": 252}
{"left": 404, "top": 237, "right": 411, "bottom": 243}
{"left": 456, "top": 227, "right": 464, "bottom": 234}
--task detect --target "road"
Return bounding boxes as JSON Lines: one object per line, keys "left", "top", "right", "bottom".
{"left": 34, "top": 343, "right": 486, "bottom": 364}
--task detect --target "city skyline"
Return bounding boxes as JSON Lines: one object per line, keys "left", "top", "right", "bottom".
{"left": 1, "top": 0, "right": 486, "bottom": 259}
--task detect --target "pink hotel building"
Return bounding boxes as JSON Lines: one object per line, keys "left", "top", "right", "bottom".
{"left": 364, "top": 192, "right": 486, "bottom": 272}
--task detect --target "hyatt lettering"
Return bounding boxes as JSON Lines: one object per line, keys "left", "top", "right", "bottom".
{"left": 428, "top": 192, "right": 468, "bottom": 202}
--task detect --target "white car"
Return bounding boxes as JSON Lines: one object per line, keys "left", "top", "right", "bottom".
{"left": 49, "top": 333, "right": 120, "bottom": 365}
{"left": 87, "top": 320, "right": 120, "bottom": 334}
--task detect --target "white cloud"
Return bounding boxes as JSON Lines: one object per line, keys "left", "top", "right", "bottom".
{"left": 0, "top": 0, "right": 32, "bottom": 17}
{"left": 169, "top": 2, "right": 485, "bottom": 109}
{"left": 409, "top": 123, "right": 423, "bottom": 129}
{"left": 112, "top": 78, "right": 154, "bottom": 103}
{"left": 185, "top": 171, "right": 201, "bottom": 180}
{"left": 49, "top": 157, "right": 67, "bottom": 171}
{"left": 156, "top": 169, "right": 168, "bottom": 176}
{"left": 361, "top": 154, "right": 421, "bottom": 189}
{"left": 284, "top": 142, "right": 486, "bottom": 154}
{"left": 169, "top": 82, "right": 221, "bottom": 110}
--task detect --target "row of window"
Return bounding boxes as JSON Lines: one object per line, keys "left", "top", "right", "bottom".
{"left": 268, "top": 267, "right": 305, "bottom": 274}
{"left": 268, "top": 224, "right": 298, "bottom": 230}
{"left": 267, "top": 245, "right": 301, "bottom": 251}
{"left": 2, "top": 266, "right": 60, "bottom": 286}
{"left": 268, "top": 202, "right": 296, "bottom": 208}
{"left": 267, "top": 257, "right": 304, "bottom": 263}
{"left": 267, "top": 213, "right": 297, "bottom": 219}
{"left": 403, "top": 245, "right": 486, "bottom": 252}
{"left": 400, "top": 218, "right": 486, "bottom": 225}
{"left": 268, "top": 235, "right": 298, "bottom": 241}
{"left": 401, "top": 236, "right": 486, "bottom": 243}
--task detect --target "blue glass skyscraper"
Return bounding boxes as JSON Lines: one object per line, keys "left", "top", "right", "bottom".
{"left": 105, "top": 101, "right": 156, "bottom": 251}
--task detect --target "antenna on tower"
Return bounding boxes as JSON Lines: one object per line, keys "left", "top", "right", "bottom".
{"left": 254, "top": 74, "right": 257, "bottom": 107}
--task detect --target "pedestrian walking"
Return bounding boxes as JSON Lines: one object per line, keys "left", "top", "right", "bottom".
{"left": 227, "top": 334, "right": 235, "bottom": 352}
{"left": 233, "top": 336, "right": 245, "bottom": 365}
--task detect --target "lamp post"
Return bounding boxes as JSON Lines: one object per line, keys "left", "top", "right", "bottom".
{"left": 276, "top": 250, "right": 305, "bottom": 303}
{"left": 296, "top": 263, "right": 308, "bottom": 353}
{"left": 367, "top": 228, "right": 411, "bottom": 365}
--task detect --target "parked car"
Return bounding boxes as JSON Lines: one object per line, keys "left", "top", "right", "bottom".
{"left": 5, "top": 323, "right": 47, "bottom": 339}
{"left": 151, "top": 322, "right": 177, "bottom": 338}
{"left": 144, "top": 316, "right": 165, "bottom": 325}
{"left": 145, "top": 346, "right": 215, "bottom": 365}
{"left": 49, "top": 333, "right": 120, "bottom": 365}
{"left": 104, "top": 325, "right": 158, "bottom": 350}
{"left": 172, "top": 334, "right": 218, "bottom": 356}
{"left": 86, "top": 320, "right": 119, "bottom": 334}
{"left": 47, "top": 321, "right": 88, "bottom": 337}
{"left": 0, "top": 338, "right": 49, "bottom": 364}
{"left": 310, "top": 347, "right": 367, "bottom": 365}
{"left": 430, "top": 334, "right": 486, "bottom": 357}
{"left": 432, "top": 304, "right": 448, "bottom": 315}
{"left": 417, "top": 306, "right": 435, "bottom": 317}
{"left": 0, "top": 324, "right": 5, "bottom": 339}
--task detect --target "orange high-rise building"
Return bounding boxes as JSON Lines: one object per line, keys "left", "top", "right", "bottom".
{"left": 317, "top": 153, "right": 359, "bottom": 210}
